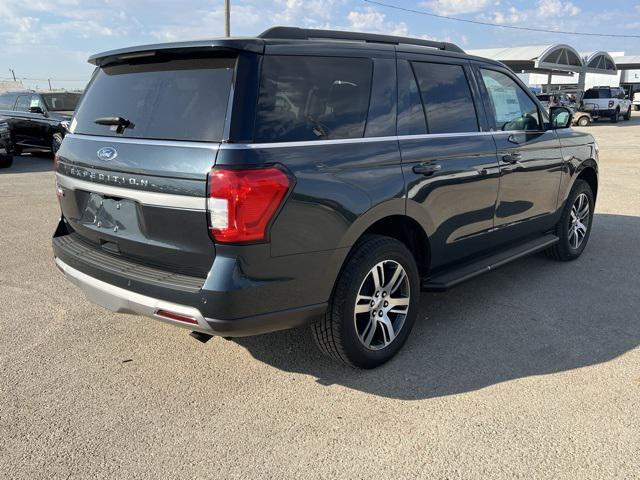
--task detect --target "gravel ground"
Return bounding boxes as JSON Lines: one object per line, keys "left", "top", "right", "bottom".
{"left": 1, "top": 115, "right": 639, "bottom": 479}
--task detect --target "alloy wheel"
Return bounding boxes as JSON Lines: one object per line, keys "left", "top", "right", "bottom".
{"left": 354, "top": 260, "right": 410, "bottom": 351}
{"left": 569, "top": 193, "right": 590, "bottom": 249}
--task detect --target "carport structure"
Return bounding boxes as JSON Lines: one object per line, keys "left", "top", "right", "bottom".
{"left": 468, "top": 45, "right": 617, "bottom": 96}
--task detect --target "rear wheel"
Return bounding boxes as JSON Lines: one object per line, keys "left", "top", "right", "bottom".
{"left": 611, "top": 108, "right": 620, "bottom": 123}
{"left": 577, "top": 116, "right": 590, "bottom": 127}
{"left": 311, "top": 235, "right": 420, "bottom": 368}
{"left": 623, "top": 107, "right": 632, "bottom": 121}
{"left": 546, "top": 180, "right": 594, "bottom": 261}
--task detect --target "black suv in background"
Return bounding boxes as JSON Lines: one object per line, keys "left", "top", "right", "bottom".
{"left": 52, "top": 28, "right": 598, "bottom": 368}
{"left": 0, "top": 90, "right": 81, "bottom": 156}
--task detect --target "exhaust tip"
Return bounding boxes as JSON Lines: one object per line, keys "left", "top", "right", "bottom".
{"left": 190, "top": 331, "right": 214, "bottom": 343}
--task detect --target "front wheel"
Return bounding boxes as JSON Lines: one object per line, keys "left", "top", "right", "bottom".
{"left": 577, "top": 116, "right": 590, "bottom": 127}
{"left": 623, "top": 107, "right": 632, "bottom": 121}
{"left": 311, "top": 235, "right": 420, "bottom": 368}
{"left": 546, "top": 180, "right": 594, "bottom": 261}
{"left": 50, "top": 133, "right": 63, "bottom": 157}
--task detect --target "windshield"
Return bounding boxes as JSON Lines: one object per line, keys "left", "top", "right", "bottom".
{"left": 42, "top": 93, "right": 81, "bottom": 111}
{"left": 72, "top": 56, "right": 235, "bottom": 142}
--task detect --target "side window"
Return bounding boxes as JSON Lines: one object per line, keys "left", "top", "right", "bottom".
{"left": 479, "top": 69, "right": 541, "bottom": 131}
{"left": 397, "top": 60, "right": 427, "bottom": 135}
{"left": 29, "top": 95, "right": 43, "bottom": 110}
{"left": 0, "top": 94, "right": 14, "bottom": 110}
{"left": 15, "top": 95, "right": 30, "bottom": 112}
{"left": 364, "top": 58, "right": 396, "bottom": 138}
{"left": 254, "top": 56, "right": 372, "bottom": 142}
{"left": 412, "top": 62, "right": 479, "bottom": 134}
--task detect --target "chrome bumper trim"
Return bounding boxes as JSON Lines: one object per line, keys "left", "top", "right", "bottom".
{"left": 55, "top": 257, "right": 213, "bottom": 333}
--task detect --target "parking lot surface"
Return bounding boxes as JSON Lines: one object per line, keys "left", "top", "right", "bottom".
{"left": 1, "top": 116, "right": 639, "bottom": 479}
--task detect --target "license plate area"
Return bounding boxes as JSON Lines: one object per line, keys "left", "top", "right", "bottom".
{"left": 78, "top": 192, "right": 141, "bottom": 237}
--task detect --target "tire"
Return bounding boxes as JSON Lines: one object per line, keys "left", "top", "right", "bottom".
{"left": 546, "top": 179, "right": 594, "bottom": 261}
{"left": 611, "top": 108, "right": 620, "bottom": 123}
{"left": 311, "top": 234, "right": 421, "bottom": 368}
{"left": 49, "top": 133, "right": 63, "bottom": 159}
{"left": 577, "top": 116, "right": 590, "bottom": 127}
{"left": 0, "top": 154, "right": 12, "bottom": 169}
{"left": 623, "top": 107, "right": 631, "bottom": 121}
{"left": 11, "top": 145, "right": 22, "bottom": 156}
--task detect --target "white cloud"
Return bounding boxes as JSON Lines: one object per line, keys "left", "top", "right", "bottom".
{"left": 423, "top": 0, "right": 492, "bottom": 15}
{"left": 537, "top": 0, "right": 580, "bottom": 17}
{"left": 347, "top": 7, "right": 408, "bottom": 35}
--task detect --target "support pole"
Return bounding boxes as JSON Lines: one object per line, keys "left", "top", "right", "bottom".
{"left": 577, "top": 70, "right": 586, "bottom": 102}
{"left": 546, "top": 72, "right": 553, "bottom": 94}
{"left": 224, "top": 0, "right": 230, "bottom": 37}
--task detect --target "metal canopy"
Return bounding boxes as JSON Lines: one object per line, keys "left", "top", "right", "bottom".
{"left": 614, "top": 55, "right": 640, "bottom": 70}
{"left": 468, "top": 44, "right": 584, "bottom": 74}
{"left": 582, "top": 51, "right": 618, "bottom": 74}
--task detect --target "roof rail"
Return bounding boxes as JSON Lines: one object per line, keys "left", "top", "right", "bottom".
{"left": 259, "top": 26, "right": 465, "bottom": 54}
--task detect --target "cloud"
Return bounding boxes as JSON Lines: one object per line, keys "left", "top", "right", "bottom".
{"left": 537, "top": 0, "right": 580, "bottom": 17}
{"left": 422, "top": 0, "right": 492, "bottom": 16}
{"left": 347, "top": 7, "right": 408, "bottom": 35}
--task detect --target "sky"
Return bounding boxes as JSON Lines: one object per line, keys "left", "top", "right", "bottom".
{"left": 1, "top": 0, "right": 639, "bottom": 90}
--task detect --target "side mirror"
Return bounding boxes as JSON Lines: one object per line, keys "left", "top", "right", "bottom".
{"left": 29, "top": 106, "right": 44, "bottom": 115}
{"left": 550, "top": 106, "right": 572, "bottom": 129}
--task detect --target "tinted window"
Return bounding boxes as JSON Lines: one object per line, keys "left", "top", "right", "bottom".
{"left": 15, "top": 95, "right": 31, "bottom": 112}
{"left": 364, "top": 59, "right": 396, "bottom": 138}
{"left": 73, "top": 57, "right": 235, "bottom": 142}
{"left": 397, "top": 60, "right": 427, "bottom": 136}
{"left": 42, "top": 93, "right": 81, "bottom": 111}
{"left": 584, "top": 89, "right": 610, "bottom": 99}
{"left": 254, "top": 56, "right": 372, "bottom": 142}
{"left": 412, "top": 62, "right": 478, "bottom": 134}
{"left": 480, "top": 69, "right": 541, "bottom": 131}
{"left": 0, "top": 94, "right": 15, "bottom": 110}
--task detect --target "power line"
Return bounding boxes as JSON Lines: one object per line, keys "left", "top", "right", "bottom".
{"left": 363, "top": 0, "right": 640, "bottom": 39}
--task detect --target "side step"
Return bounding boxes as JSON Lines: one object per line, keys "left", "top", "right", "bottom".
{"left": 422, "top": 234, "right": 559, "bottom": 292}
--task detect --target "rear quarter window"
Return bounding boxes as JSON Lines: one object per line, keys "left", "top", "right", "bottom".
{"left": 72, "top": 56, "right": 235, "bottom": 142}
{"left": 254, "top": 56, "right": 372, "bottom": 142}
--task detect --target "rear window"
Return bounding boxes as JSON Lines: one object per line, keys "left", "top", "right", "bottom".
{"left": 73, "top": 56, "right": 235, "bottom": 142}
{"left": 254, "top": 56, "right": 372, "bottom": 142}
{"left": 0, "top": 94, "right": 15, "bottom": 110}
{"left": 584, "top": 89, "right": 610, "bottom": 99}
{"left": 42, "top": 93, "right": 81, "bottom": 112}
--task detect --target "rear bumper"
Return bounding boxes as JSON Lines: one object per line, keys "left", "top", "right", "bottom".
{"left": 55, "top": 257, "right": 327, "bottom": 336}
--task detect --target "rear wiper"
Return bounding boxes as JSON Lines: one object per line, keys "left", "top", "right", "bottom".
{"left": 94, "top": 116, "right": 135, "bottom": 134}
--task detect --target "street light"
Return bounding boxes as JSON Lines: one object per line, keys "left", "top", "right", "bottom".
{"left": 225, "top": 0, "right": 230, "bottom": 37}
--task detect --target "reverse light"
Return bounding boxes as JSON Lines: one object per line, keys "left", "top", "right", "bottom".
{"left": 207, "top": 166, "right": 291, "bottom": 243}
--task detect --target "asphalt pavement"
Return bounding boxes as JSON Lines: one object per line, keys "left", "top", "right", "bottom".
{"left": 1, "top": 116, "right": 639, "bottom": 479}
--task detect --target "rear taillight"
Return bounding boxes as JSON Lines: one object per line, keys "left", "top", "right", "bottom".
{"left": 608, "top": 100, "right": 615, "bottom": 108}
{"left": 207, "top": 166, "right": 291, "bottom": 244}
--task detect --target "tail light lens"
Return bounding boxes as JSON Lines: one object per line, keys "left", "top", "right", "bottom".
{"left": 207, "top": 166, "right": 291, "bottom": 243}
{"left": 608, "top": 100, "right": 615, "bottom": 108}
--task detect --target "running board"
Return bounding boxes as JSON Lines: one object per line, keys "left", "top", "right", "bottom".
{"left": 422, "top": 234, "right": 559, "bottom": 292}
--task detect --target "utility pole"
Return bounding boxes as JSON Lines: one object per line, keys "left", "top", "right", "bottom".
{"left": 48, "top": 79, "right": 52, "bottom": 91}
{"left": 224, "top": 0, "right": 230, "bottom": 37}
{"left": 9, "top": 69, "right": 16, "bottom": 82}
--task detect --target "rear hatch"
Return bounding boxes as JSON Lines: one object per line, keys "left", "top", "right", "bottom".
{"left": 55, "top": 53, "right": 236, "bottom": 277}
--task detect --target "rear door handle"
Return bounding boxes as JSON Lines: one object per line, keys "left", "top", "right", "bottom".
{"left": 413, "top": 163, "right": 442, "bottom": 175}
{"left": 501, "top": 153, "right": 522, "bottom": 164}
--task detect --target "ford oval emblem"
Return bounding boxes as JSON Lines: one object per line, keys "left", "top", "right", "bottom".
{"left": 97, "top": 147, "right": 118, "bottom": 161}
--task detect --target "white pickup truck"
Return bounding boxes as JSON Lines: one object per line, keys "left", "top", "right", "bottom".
{"left": 581, "top": 86, "right": 632, "bottom": 122}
